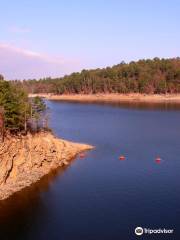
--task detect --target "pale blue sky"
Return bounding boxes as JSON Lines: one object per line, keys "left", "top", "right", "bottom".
{"left": 0, "top": 0, "right": 179, "bottom": 79}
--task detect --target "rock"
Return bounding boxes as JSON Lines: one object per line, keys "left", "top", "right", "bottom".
{"left": 0, "top": 132, "right": 93, "bottom": 200}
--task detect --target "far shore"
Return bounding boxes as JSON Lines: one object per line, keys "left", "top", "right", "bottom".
{"left": 29, "top": 93, "right": 180, "bottom": 103}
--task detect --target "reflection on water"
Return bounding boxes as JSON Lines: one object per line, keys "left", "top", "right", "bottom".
{"left": 55, "top": 99, "right": 180, "bottom": 111}
{"left": 0, "top": 165, "right": 68, "bottom": 240}
{"left": 0, "top": 100, "right": 180, "bottom": 240}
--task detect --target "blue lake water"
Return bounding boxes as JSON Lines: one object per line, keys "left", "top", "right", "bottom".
{"left": 0, "top": 101, "right": 180, "bottom": 239}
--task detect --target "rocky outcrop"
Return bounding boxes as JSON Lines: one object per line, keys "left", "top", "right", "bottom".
{"left": 0, "top": 132, "right": 93, "bottom": 200}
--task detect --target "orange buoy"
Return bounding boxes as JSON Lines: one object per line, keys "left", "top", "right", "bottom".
{"left": 155, "top": 157, "right": 161, "bottom": 164}
{"left": 79, "top": 153, "right": 86, "bottom": 159}
{"left": 119, "top": 155, "right": 125, "bottom": 160}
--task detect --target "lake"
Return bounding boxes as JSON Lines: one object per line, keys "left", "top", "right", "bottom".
{"left": 0, "top": 101, "right": 180, "bottom": 239}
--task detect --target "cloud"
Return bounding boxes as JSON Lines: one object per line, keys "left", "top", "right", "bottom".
{"left": 0, "top": 43, "right": 81, "bottom": 80}
{"left": 9, "top": 26, "right": 31, "bottom": 33}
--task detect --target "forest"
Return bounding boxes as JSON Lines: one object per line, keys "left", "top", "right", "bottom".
{"left": 1, "top": 57, "right": 180, "bottom": 137}
{"left": 13, "top": 58, "right": 180, "bottom": 94}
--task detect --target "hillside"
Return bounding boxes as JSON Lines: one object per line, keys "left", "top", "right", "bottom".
{"left": 14, "top": 58, "right": 180, "bottom": 95}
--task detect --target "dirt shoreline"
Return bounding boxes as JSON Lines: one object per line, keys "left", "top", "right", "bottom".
{"left": 0, "top": 132, "right": 93, "bottom": 200}
{"left": 29, "top": 93, "right": 180, "bottom": 103}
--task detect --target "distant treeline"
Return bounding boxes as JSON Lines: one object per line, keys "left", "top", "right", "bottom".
{"left": 13, "top": 58, "right": 180, "bottom": 94}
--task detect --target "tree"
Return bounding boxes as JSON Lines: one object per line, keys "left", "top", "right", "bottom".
{"left": 0, "top": 74, "right": 4, "bottom": 81}
{"left": 0, "top": 79, "right": 30, "bottom": 131}
{"left": 30, "top": 96, "right": 47, "bottom": 131}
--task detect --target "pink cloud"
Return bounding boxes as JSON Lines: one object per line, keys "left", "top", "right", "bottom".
{"left": 0, "top": 44, "right": 81, "bottom": 80}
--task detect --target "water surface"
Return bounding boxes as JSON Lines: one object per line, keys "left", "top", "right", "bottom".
{"left": 0, "top": 101, "right": 180, "bottom": 239}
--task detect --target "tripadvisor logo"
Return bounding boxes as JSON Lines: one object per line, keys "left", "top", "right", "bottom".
{"left": 135, "top": 227, "right": 143, "bottom": 236}
{"left": 135, "top": 226, "right": 174, "bottom": 236}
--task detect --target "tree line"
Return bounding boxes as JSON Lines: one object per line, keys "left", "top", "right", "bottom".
{"left": 0, "top": 76, "right": 47, "bottom": 139}
{"left": 13, "top": 58, "right": 180, "bottom": 95}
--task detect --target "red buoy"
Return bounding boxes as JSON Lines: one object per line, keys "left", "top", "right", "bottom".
{"left": 119, "top": 155, "right": 125, "bottom": 160}
{"left": 79, "top": 153, "right": 86, "bottom": 159}
{"left": 155, "top": 157, "right": 161, "bottom": 164}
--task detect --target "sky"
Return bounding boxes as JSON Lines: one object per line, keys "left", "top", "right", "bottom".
{"left": 0, "top": 0, "right": 180, "bottom": 80}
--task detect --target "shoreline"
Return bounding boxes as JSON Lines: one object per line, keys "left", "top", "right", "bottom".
{"left": 0, "top": 132, "right": 93, "bottom": 200}
{"left": 29, "top": 93, "right": 180, "bottom": 103}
